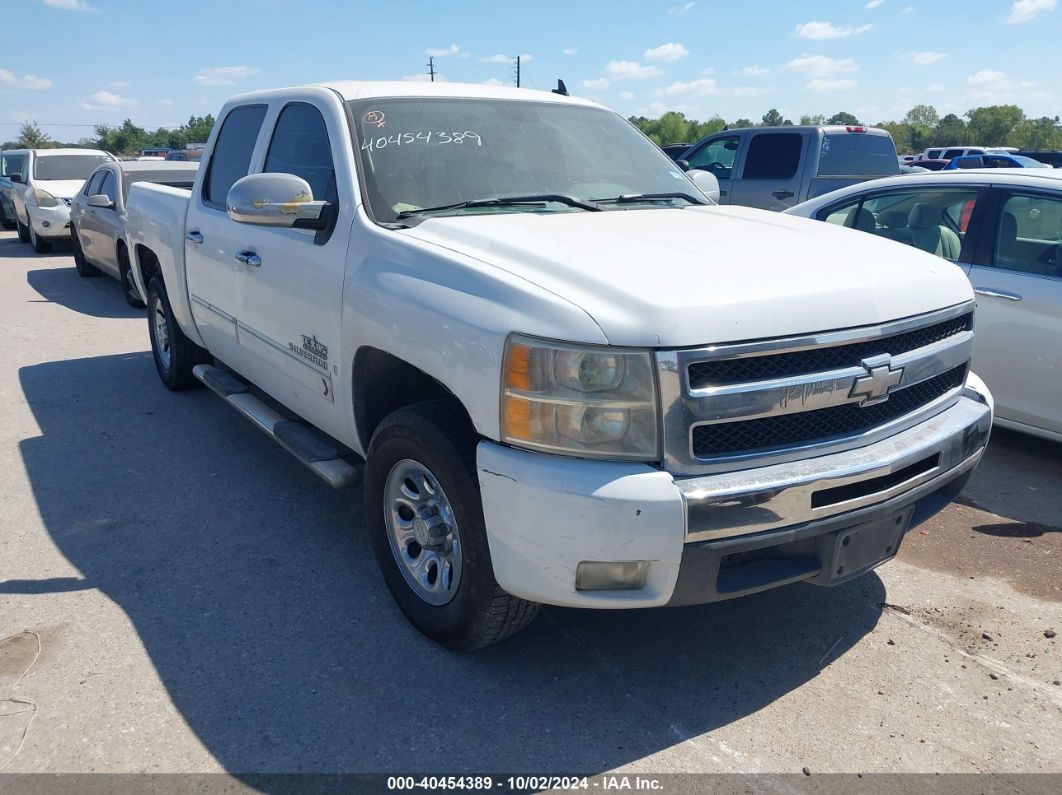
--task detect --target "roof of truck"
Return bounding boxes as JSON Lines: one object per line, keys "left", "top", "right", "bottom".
{"left": 227, "top": 80, "right": 601, "bottom": 109}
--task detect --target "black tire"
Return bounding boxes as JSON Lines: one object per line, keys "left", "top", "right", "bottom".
{"left": 364, "top": 400, "right": 540, "bottom": 651}
{"left": 29, "top": 222, "right": 52, "bottom": 254}
{"left": 0, "top": 205, "right": 15, "bottom": 230}
{"left": 147, "top": 276, "right": 211, "bottom": 390}
{"left": 70, "top": 227, "right": 100, "bottom": 277}
{"left": 17, "top": 218, "right": 30, "bottom": 243}
{"left": 118, "top": 247, "right": 145, "bottom": 308}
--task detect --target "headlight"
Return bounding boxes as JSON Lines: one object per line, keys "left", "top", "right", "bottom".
{"left": 501, "top": 334, "right": 659, "bottom": 460}
{"left": 34, "top": 189, "right": 58, "bottom": 208}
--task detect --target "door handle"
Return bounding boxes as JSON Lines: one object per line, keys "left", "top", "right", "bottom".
{"left": 235, "top": 250, "right": 261, "bottom": 268}
{"left": 772, "top": 189, "right": 794, "bottom": 200}
{"left": 186, "top": 231, "right": 204, "bottom": 244}
{"left": 974, "top": 287, "right": 1022, "bottom": 302}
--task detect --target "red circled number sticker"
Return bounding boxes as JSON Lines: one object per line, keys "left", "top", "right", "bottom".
{"left": 362, "top": 111, "right": 386, "bottom": 128}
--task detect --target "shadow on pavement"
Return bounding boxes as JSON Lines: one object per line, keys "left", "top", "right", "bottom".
{"left": 26, "top": 266, "right": 142, "bottom": 320}
{"left": 17, "top": 353, "right": 886, "bottom": 774}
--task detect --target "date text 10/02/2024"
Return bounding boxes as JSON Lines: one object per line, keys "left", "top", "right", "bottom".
{"left": 361, "top": 131, "right": 483, "bottom": 152}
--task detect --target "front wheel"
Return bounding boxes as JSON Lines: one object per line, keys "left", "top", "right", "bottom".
{"left": 364, "top": 401, "right": 540, "bottom": 650}
{"left": 147, "top": 276, "right": 210, "bottom": 390}
{"left": 29, "top": 222, "right": 52, "bottom": 254}
{"left": 118, "top": 248, "right": 144, "bottom": 307}
{"left": 0, "top": 204, "right": 15, "bottom": 230}
{"left": 17, "top": 218, "right": 30, "bottom": 243}
{"left": 71, "top": 227, "right": 100, "bottom": 277}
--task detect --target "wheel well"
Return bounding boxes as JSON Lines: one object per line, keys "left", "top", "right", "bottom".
{"left": 135, "top": 245, "right": 160, "bottom": 288}
{"left": 116, "top": 239, "right": 128, "bottom": 263}
{"left": 353, "top": 348, "right": 470, "bottom": 448}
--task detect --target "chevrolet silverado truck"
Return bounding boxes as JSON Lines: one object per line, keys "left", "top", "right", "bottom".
{"left": 124, "top": 82, "right": 993, "bottom": 650}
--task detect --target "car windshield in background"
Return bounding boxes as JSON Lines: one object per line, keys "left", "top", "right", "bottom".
{"left": 34, "top": 155, "right": 112, "bottom": 181}
{"left": 817, "top": 134, "right": 899, "bottom": 177}
{"left": 348, "top": 98, "right": 699, "bottom": 223}
{"left": 1012, "top": 155, "right": 1050, "bottom": 168}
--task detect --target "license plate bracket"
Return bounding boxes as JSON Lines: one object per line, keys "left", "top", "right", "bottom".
{"left": 828, "top": 507, "right": 913, "bottom": 584}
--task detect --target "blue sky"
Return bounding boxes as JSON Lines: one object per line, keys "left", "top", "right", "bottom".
{"left": 2, "top": 0, "right": 1059, "bottom": 141}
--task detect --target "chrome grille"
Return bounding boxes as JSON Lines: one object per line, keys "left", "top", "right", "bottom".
{"left": 655, "top": 302, "right": 976, "bottom": 476}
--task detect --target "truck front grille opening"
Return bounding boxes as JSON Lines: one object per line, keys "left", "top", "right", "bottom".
{"left": 810, "top": 454, "right": 941, "bottom": 509}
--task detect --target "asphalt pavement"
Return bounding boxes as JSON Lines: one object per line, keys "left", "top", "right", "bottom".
{"left": 1, "top": 229, "right": 1060, "bottom": 780}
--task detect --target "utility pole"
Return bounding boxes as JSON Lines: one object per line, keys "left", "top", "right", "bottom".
{"left": 427, "top": 56, "right": 435, "bottom": 82}
{"left": 514, "top": 56, "right": 520, "bottom": 88}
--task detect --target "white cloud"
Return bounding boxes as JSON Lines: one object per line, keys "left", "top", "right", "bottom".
{"left": 794, "top": 21, "right": 872, "bottom": 39}
{"left": 402, "top": 73, "right": 447, "bottom": 82}
{"left": 785, "top": 54, "right": 858, "bottom": 78}
{"left": 866, "top": 0, "right": 886, "bottom": 7}
{"left": 644, "top": 42, "right": 689, "bottom": 62}
{"left": 156, "top": 98, "right": 174, "bottom": 106}
{"left": 42, "top": 0, "right": 95, "bottom": 10}
{"left": 619, "top": 91, "right": 636, "bottom": 101}
{"left": 902, "top": 5, "right": 914, "bottom": 12}
{"left": 194, "top": 65, "right": 259, "bottom": 86}
{"left": 726, "top": 85, "right": 776, "bottom": 97}
{"left": 605, "top": 60, "right": 663, "bottom": 79}
{"left": 425, "top": 44, "right": 469, "bottom": 58}
{"left": 0, "top": 70, "right": 52, "bottom": 90}
{"left": 563, "top": 47, "right": 578, "bottom": 56}
{"left": 910, "top": 51, "right": 947, "bottom": 65}
{"left": 1006, "top": 0, "right": 1056, "bottom": 23}
{"left": 480, "top": 53, "right": 532, "bottom": 64}
{"left": 805, "top": 78, "right": 858, "bottom": 92}
{"left": 966, "top": 68, "right": 1048, "bottom": 102}
{"left": 581, "top": 78, "right": 610, "bottom": 91}
{"left": 108, "top": 80, "right": 128, "bottom": 88}
{"left": 660, "top": 78, "right": 717, "bottom": 96}
{"left": 80, "top": 90, "right": 137, "bottom": 111}
{"left": 481, "top": 78, "right": 502, "bottom": 86}
{"left": 734, "top": 65, "right": 770, "bottom": 77}
{"left": 668, "top": 2, "right": 695, "bottom": 13}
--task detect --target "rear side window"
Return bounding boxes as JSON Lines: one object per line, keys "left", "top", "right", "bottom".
{"left": 203, "top": 104, "right": 267, "bottom": 207}
{"left": 741, "top": 133, "right": 802, "bottom": 180}
{"left": 818, "top": 134, "right": 898, "bottom": 177}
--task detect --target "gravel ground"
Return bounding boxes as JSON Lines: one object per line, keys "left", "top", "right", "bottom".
{"left": 0, "top": 230, "right": 1059, "bottom": 780}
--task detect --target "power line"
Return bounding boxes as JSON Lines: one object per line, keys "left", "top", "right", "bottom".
{"left": 0, "top": 121, "right": 182, "bottom": 128}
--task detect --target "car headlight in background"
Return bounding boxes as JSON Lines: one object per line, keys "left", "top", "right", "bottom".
{"left": 501, "top": 334, "right": 659, "bottom": 461}
{"left": 34, "top": 189, "right": 59, "bottom": 208}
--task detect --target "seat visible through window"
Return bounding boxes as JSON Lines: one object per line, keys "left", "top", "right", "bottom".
{"left": 906, "top": 203, "right": 961, "bottom": 260}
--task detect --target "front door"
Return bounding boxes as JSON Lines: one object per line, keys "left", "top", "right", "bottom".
{"left": 184, "top": 103, "right": 268, "bottom": 368}
{"left": 230, "top": 99, "right": 349, "bottom": 436}
{"left": 84, "top": 169, "right": 121, "bottom": 275}
{"left": 729, "top": 131, "right": 808, "bottom": 211}
{"left": 683, "top": 134, "right": 741, "bottom": 204}
{"left": 967, "top": 188, "right": 1062, "bottom": 436}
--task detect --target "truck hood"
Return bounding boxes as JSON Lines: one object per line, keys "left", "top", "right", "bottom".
{"left": 33, "top": 180, "right": 85, "bottom": 200}
{"left": 401, "top": 205, "right": 974, "bottom": 347}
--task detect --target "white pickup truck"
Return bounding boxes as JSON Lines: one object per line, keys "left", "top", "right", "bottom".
{"left": 125, "top": 81, "right": 994, "bottom": 650}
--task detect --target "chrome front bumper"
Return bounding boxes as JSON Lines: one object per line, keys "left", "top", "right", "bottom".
{"left": 677, "top": 391, "right": 991, "bottom": 544}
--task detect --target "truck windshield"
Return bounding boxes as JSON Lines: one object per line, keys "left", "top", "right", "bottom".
{"left": 348, "top": 98, "right": 701, "bottom": 222}
{"left": 33, "top": 154, "right": 112, "bottom": 181}
{"left": 817, "top": 134, "right": 899, "bottom": 177}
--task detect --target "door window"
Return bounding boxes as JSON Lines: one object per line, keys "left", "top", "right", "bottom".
{"left": 99, "top": 171, "right": 118, "bottom": 205}
{"left": 817, "top": 187, "right": 982, "bottom": 261}
{"left": 203, "top": 104, "right": 267, "bottom": 208}
{"left": 741, "top": 133, "right": 802, "bottom": 180}
{"left": 685, "top": 135, "right": 740, "bottom": 179}
{"left": 84, "top": 171, "right": 105, "bottom": 196}
{"left": 992, "top": 192, "right": 1062, "bottom": 278}
{"left": 264, "top": 103, "right": 336, "bottom": 202}
{"left": 2, "top": 153, "right": 26, "bottom": 177}
{"left": 943, "top": 149, "right": 965, "bottom": 160}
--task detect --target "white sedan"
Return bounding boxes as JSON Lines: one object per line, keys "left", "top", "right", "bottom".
{"left": 786, "top": 169, "right": 1062, "bottom": 442}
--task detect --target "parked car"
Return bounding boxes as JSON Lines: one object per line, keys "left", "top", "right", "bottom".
{"left": 8, "top": 148, "right": 116, "bottom": 252}
{"left": 946, "top": 154, "right": 1050, "bottom": 170}
{"left": 678, "top": 125, "right": 899, "bottom": 210}
{"left": 785, "top": 169, "right": 1062, "bottom": 442}
{"left": 900, "top": 164, "right": 930, "bottom": 174}
{"left": 165, "top": 149, "right": 205, "bottom": 162}
{"left": 0, "top": 149, "right": 28, "bottom": 230}
{"left": 660, "top": 142, "right": 691, "bottom": 162}
{"left": 69, "top": 160, "right": 199, "bottom": 306}
{"left": 124, "top": 81, "right": 991, "bottom": 649}
{"left": 141, "top": 148, "right": 174, "bottom": 158}
{"left": 916, "top": 146, "right": 1015, "bottom": 161}
{"left": 913, "top": 159, "right": 952, "bottom": 172}
{"left": 1016, "top": 150, "right": 1062, "bottom": 168}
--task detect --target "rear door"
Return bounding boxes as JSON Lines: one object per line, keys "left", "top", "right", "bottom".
{"left": 728, "top": 131, "right": 807, "bottom": 210}
{"left": 966, "top": 187, "right": 1062, "bottom": 436}
{"left": 682, "top": 133, "right": 743, "bottom": 204}
{"left": 183, "top": 103, "right": 268, "bottom": 368}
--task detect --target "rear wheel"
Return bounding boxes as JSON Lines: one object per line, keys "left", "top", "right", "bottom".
{"left": 70, "top": 227, "right": 100, "bottom": 277}
{"left": 364, "top": 401, "right": 540, "bottom": 650}
{"left": 147, "top": 276, "right": 210, "bottom": 390}
{"left": 118, "top": 247, "right": 144, "bottom": 308}
{"left": 17, "top": 218, "right": 30, "bottom": 243}
{"left": 29, "top": 222, "right": 52, "bottom": 254}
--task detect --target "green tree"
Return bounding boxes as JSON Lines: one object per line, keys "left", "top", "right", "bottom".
{"left": 965, "top": 105, "right": 1024, "bottom": 146}
{"left": 731, "top": 118, "right": 754, "bottom": 129}
{"left": 1013, "top": 116, "right": 1062, "bottom": 150}
{"left": 903, "top": 104, "right": 940, "bottom": 129}
{"left": 826, "top": 112, "right": 860, "bottom": 126}
{"left": 761, "top": 108, "right": 787, "bottom": 127}
{"left": 689, "top": 115, "right": 726, "bottom": 141}
{"left": 931, "top": 113, "right": 968, "bottom": 147}
{"left": 800, "top": 114, "right": 827, "bottom": 125}
{"left": 17, "top": 121, "right": 52, "bottom": 148}
{"left": 877, "top": 121, "right": 912, "bottom": 153}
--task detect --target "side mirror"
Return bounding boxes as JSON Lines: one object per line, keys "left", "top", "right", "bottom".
{"left": 676, "top": 159, "right": 691, "bottom": 172}
{"left": 687, "top": 169, "right": 720, "bottom": 203}
{"left": 87, "top": 194, "right": 113, "bottom": 209}
{"left": 227, "top": 172, "right": 329, "bottom": 229}
{"left": 9, "top": 173, "right": 23, "bottom": 184}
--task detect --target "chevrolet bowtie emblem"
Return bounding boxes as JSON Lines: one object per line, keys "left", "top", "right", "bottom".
{"left": 850, "top": 354, "right": 904, "bottom": 406}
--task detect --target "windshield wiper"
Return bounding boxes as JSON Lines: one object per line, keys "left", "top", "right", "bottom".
{"left": 593, "top": 192, "right": 707, "bottom": 206}
{"left": 395, "top": 194, "right": 601, "bottom": 219}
